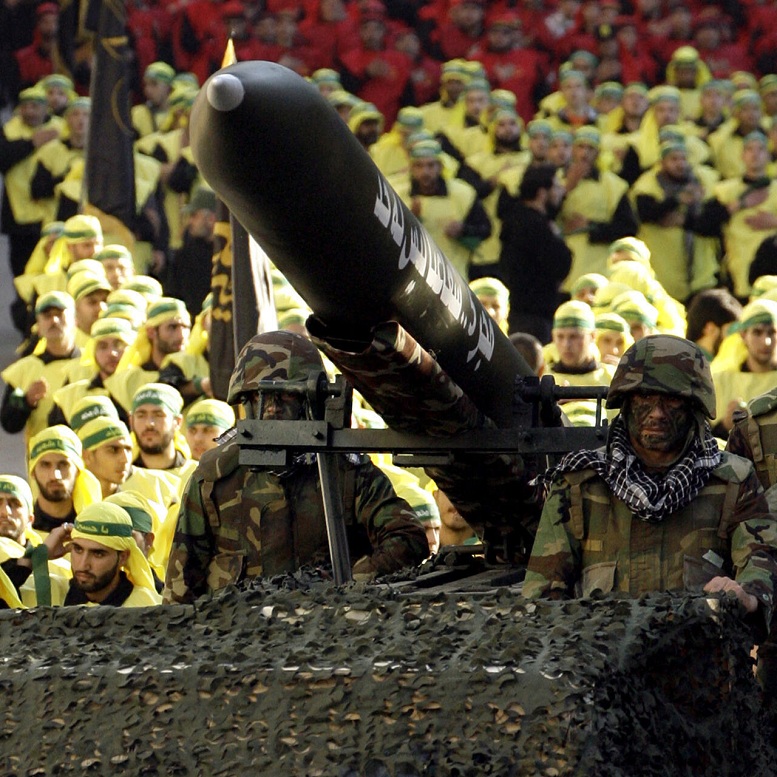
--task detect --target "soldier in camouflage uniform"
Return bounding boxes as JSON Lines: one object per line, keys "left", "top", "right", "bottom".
{"left": 524, "top": 334, "right": 777, "bottom": 635}
{"left": 163, "top": 332, "right": 428, "bottom": 604}
{"left": 727, "top": 388, "right": 777, "bottom": 704}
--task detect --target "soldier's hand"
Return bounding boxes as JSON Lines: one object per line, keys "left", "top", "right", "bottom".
{"left": 704, "top": 575, "right": 759, "bottom": 614}
{"left": 723, "top": 397, "right": 746, "bottom": 431}
{"left": 25, "top": 378, "right": 49, "bottom": 408}
{"left": 352, "top": 555, "right": 377, "bottom": 582}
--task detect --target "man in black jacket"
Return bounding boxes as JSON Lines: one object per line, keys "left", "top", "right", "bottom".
{"left": 498, "top": 163, "right": 571, "bottom": 343}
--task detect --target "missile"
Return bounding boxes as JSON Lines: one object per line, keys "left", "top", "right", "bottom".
{"left": 189, "top": 61, "right": 532, "bottom": 427}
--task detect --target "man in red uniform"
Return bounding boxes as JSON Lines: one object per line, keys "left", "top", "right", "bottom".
{"left": 12, "top": 3, "right": 60, "bottom": 93}
{"left": 340, "top": 4, "right": 411, "bottom": 127}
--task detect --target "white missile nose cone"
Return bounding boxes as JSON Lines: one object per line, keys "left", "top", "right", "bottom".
{"left": 207, "top": 74, "right": 245, "bottom": 112}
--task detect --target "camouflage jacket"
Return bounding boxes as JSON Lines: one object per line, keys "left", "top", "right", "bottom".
{"left": 523, "top": 451, "right": 777, "bottom": 630}
{"left": 726, "top": 388, "right": 777, "bottom": 493}
{"left": 163, "top": 440, "right": 428, "bottom": 603}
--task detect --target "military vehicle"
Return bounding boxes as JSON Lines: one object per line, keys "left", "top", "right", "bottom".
{"left": 0, "top": 62, "right": 773, "bottom": 777}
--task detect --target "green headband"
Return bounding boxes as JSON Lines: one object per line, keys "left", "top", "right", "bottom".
{"left": 29, "top": 435, "right": 80, "bottom": 463}
{"left": 120, "top": 505, "right": 153, "bottom": 534}
{"left": 0, "top": 476, "right": 33, "bottom": 514}
{"left": 74, "top": 518, "right": 133, "bottom": 538}
{"left": 185, "top": 410, "right": 232, "bottom": 429}
{"left": 132, "top": 384, "right": 183, "bottom": 416}
{"left": 78, "top": 418, "right": 129, "bottom": 452}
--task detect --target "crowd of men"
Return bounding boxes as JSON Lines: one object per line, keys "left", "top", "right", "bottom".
{"left": 4, "top": 3, "right": 777, "bottom": 703}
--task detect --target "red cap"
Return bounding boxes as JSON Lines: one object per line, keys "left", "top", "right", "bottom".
{"left": 488, "top": 12, "right": 520, "bottom": 29}
{"left": 221, "top": 1, "right": 245, "bottom": 18}
{"left": 36, "top": 2, "right": 59, "bottom": 16}
{"left": 360, "top": 0, "right": 386, "bottom": 22}
{"left": 266, "top": 0, "right": 301, "bottom": 15}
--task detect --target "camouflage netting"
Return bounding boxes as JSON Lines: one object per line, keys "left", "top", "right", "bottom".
{"left": 0, "top": 579, "right": 774, "bottom": 776}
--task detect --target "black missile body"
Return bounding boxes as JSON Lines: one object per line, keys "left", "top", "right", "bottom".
{"left": 190, "top": 62, "right": 532, "bottom": 427}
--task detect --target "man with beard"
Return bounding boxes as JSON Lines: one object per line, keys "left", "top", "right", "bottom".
{"left": 76, "top": 416, "right": 181, "bottom": 577}
{"left": 1, "top": 291, "right": 81, "bottom": 443}
{"left": 394, "top": 139, "right": 490, "bottom": 281}
{"left": 498, "top": 163, "right": 571, "bottom": 342}
{"left": 685, "top": 289, "right": 742, "bottom": 364}
{"left": 712, "top": 300, "right": 777, "bottom": 440}
{"left": 105, "top": 297, "right": 190, "bottom": 415}
{"left": 129, "top": 383, "right": 187, "bottom": 474}
{"left": 27, "top": 425, "right": 100, "bottom": 536}
{"left": 524, "top": 335, "right": 777, "bottom": 638}
{"left": 49, "top": 317, "right": 135, "bottom": 427}
{"left": 558, "top": 126, "right": 638, "bottom": 294}
{"left": 347, "top": 101, "right": 384, "bottom": 152}
{"left": 631, "top": 141, "right": 719, "bottom": 303}
{"left": 15, "top": 502, "right": 161, "bottom": 607}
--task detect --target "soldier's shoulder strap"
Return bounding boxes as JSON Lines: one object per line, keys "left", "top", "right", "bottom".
{"left": 738, "top": 395, "right": 777, "bottom": 483}
{"left": 194, "top": 440, "right": 242, "bottom": 532}
{"left": 559, "top": 468, "right": 600, "bottom": 542}
{"left": 712, "top": 451, "right": 753, "bottom": 540}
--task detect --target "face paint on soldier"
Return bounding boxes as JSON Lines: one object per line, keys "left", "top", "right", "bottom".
{"left": 255, "top": 391, "right": 306, "bottom": 421}
{"left": 70, "top": 539, "right": 127, "bottom": 600}
{"left": 0, "top": 493, "right": 29, "bottom": 544}
{"left": 625, "top": 393, "right": 693, "bottom": 461}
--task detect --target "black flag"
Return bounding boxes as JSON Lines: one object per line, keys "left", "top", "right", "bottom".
{"left": 84, "top": 0, "right": 136, "bottom": 246}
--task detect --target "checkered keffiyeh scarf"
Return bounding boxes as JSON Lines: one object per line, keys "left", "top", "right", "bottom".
{"left": 534, "top": 416, "right": 721, "bottom": 523}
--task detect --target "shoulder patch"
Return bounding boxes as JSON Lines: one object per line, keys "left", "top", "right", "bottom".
{"left": 713, "top": 450, "right": 756, "bottom": 485}
{"left": 195, "top": 440, "right": 241, "bottom": 483}
{"left": 749, "top": 389, "right": 777, "bottom": 419}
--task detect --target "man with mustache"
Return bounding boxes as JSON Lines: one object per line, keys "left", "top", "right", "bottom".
{"left": 14, "top": 502, "right": 161, "bottom": 607}
{"left": 711, "top": 300, "right": 777, "bottom": 440}
{"left": 129, "top": 383, "right": 187, "bottom": 475}
{"left": 524, "top": 335, "right": 777, "bottom": 637}
{"left": 26, "top": 425, "right": 100, "bottom": 536}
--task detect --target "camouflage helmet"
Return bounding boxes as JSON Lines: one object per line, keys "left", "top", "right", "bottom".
{"left": 227, "top": 331, "right": 324, "bottom": 404}
{"left": 606, "top": 334, "right": 715, "bottom": 418}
